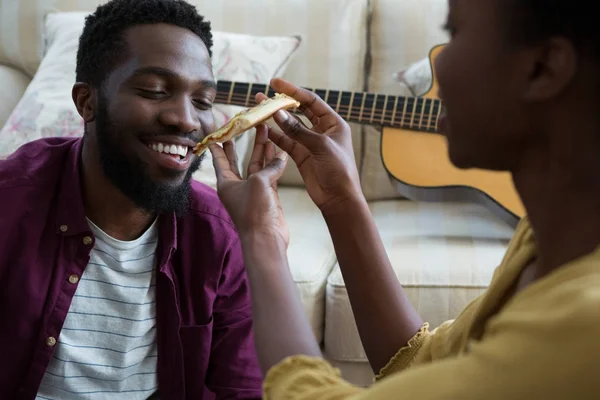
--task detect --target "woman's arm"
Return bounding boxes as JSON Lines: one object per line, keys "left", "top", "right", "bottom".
{"left": 240, "top": 231, "right": 322, "bottom": 372}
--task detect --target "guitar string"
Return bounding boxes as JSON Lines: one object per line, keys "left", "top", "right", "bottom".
{"left": 213, "top": 106, "right": 439, "bottom": 131}
{"left": 215, "top": 82, "right": 436, "bottom": 99}
{"left": 215, "top": 92, "right": 442, "bottom": 119}
{"left": 214, "top": 94, "right": 440, "bottom": 131}
{"left": 214, "top": 90, "right": 442, "bottom": 116}
{"left": 214, "top": 84, "right": 442, "bottom": 105}
{"left": 215, "top": 91, "right": 443, "bottom": 111}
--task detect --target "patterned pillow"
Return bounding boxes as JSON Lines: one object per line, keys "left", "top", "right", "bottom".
{"left": 0, "top": 11, "right": 301, "bottom": 187}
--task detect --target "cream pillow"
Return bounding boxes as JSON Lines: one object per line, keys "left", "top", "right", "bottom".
{"left": 0, "top": 66, "right": 31, "bottom": 130}
{"left": 393, "top": 57, "right": 434, "bottom": 97}
{"left": 0, "top": 11, "right": 301, "bottom": 188}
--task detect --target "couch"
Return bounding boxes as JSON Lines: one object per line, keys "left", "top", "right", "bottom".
{"left": 0, "top": 0, "right": 516, "bottom": 387}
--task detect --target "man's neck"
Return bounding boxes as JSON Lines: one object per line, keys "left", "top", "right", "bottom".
{"left": 513, "top": 127, "right": 600, "bottom": 277}
{"left": 80, "top": 145, "right": 156, "bottom": 241}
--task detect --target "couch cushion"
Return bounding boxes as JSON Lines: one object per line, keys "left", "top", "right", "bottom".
{"left": 279, "top": 188, "right": 338, "bottom": 343}
{"left": 0, "top": 65, "right": 30, "bottom": 130}
{"left": 324, "top": 200, "right": 515, "bottom": 361}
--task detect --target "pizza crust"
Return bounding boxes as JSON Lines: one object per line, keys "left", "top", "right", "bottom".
{"left": 193, "top": 93, "right": 301, "bottom": 155}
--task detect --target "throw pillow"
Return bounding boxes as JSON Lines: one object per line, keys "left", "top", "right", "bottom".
{"left": 393, "top": 56, "right": 433, "bottom": 97}
{"left": 0, "top": 11, "right": 302, "bottom": 189}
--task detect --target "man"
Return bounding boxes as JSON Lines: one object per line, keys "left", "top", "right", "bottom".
{"left": 0, "top": 0, "right": 262, "bottom": 399}
{"left": 209, "top": 0, "right": 600, "bottom": 398}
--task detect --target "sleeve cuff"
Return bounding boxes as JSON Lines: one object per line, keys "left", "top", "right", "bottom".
{"left": 374, "top": 322, "right": 431, "bottom": 381}
{"left": 262, "top": 323, "right": 431, "bottom": 398}
{"left": 263, "top": 355, "right": 359, "bottom": 399}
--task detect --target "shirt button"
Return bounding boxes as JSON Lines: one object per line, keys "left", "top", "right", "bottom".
{"left": 83, "top": 236, "right": 93, "bottom": 245}
{"left": 59, "top": 225, "right": 68, "bottom": 233}
{"left": 68, "top": 274, "right": 79, "bottom": 284}
{"left": 46, "top": 336, "right": 57, "bottom": 347}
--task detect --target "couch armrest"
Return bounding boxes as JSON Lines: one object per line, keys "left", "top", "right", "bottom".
{"left": 0, "top": 65, "right": 31, "bottom": 130}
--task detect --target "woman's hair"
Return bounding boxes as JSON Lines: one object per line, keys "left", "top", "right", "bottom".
{"left": 507, "top": 0, "right": 599, "bottom": 59}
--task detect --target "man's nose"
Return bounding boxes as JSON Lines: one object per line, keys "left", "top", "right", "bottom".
{"left": 158, "top": 98, "right": 201, "bottom": 133}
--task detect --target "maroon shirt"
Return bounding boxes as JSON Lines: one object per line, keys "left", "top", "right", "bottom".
{"left": 0, "top": 137, "right": 263, "bottom": 399}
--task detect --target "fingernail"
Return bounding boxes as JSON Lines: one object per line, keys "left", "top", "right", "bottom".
{"left": 276, "top": 151, "right": 288, "bottom": 161}
{"left": 276, "top": 110, "right": 289, "bottom": 121}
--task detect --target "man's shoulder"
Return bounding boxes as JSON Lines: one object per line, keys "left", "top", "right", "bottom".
{"left": 0, "top": 137, "right": 78, "bottom": 190}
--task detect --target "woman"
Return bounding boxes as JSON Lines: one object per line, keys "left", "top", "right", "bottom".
{"left": 209, "top": 0, "right": 600, "bottom": 398}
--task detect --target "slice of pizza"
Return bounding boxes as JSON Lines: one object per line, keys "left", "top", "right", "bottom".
{"left": 193, "top": 93, "right": 301, "bottom": 156}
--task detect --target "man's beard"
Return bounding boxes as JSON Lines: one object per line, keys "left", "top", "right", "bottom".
{"left": 94, "top": 99, "right": 204, "bottom": 217}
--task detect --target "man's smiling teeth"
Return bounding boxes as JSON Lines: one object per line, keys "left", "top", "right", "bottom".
{"left": 149, "top": 142, "right": 188, "bottom": 157}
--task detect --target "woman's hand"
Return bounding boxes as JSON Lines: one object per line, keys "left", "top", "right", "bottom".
{"left": 258, "top": 78, "right": 423, "bottom": 373}
{"left": 210, "top": 124, "right": 322, "bottom": 373}
{"left": 209, "top": 125, "right": 289, "bottom": 245}
{"left": 258, "top": 77, "right": 366, "bottom": 215}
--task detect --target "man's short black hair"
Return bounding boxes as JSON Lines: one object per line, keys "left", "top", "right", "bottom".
{"left": 507, "top": 1, "right": 599, "bottom": 59}
{"left": 76, "top": 0, "right": 213, "bottom": 87}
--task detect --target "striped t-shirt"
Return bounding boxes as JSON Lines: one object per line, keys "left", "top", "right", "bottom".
{"left": 36, "top": 218, "right": 160, "bottom": 399}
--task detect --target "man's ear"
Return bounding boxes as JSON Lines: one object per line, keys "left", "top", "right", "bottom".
{"left": 72, "top": 82, "right": 97, "bottom": 123}
{"left": 522, "top": 37, "right": 577, "bottom": 102}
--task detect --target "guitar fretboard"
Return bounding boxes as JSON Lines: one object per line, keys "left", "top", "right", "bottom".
{"left": 215, "top": 81, "right": 442, "bottom": 133}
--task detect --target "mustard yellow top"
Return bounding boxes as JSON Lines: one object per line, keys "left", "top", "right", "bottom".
{"left": 263, "top": 217, "right": 600, "bottom": 399}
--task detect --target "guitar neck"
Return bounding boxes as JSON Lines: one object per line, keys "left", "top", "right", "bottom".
{"left": 215, "top": 80, "right": 442, "bottom": 133}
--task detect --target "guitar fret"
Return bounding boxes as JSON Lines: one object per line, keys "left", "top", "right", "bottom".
{"left": 359, "top": 93, "right": 367, "bottom": 121}
{"left": 391, "top": 96, "right": 399, "bottom": 126}
{"left": 419, "top": 98, "right": 429, "bottom": 129}
{"left": 324, "top": 89, "right": 330, "bottom": 104}
{"left": 335, "top": 91, "right": 343, "bottom": 113}
{"left": 417, "top": 98, "right": 425, "bottom": 130}
{"left": 408, "top": 99, "right": 416, "bottom": 129}
{"left": 227, "top": 82, "right": 235, "bottom": 104}
{"left": 381, "top": 95, "right": 389, "bottom": 125}
{"left": 427, "top": 99, "right": 435, "bottom": 131}
{"left": 347, "top": 92, "right": 355, "bottom": 120}
{"left": 401, "top": 98, "right": 409, "bottom": 128}
{"left": 245, "top": 83, "right": 253, "bottom": 106}
{"left": 370, "top": 94, "right": 377, "bottom": 123}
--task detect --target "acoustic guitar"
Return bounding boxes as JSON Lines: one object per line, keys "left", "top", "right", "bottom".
{"left": 213, "top": 44, "right": 524, "bottom": 227}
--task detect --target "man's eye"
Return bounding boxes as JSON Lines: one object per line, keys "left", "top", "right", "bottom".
{"left": 194, "top": 100, "right": 213, "bottom": 110}
{"left": 138, "top": 89, "right": 167, "bottom": 99}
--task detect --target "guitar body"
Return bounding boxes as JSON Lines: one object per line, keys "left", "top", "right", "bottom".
{"left": 381, "top": 44, "right": 525, "bottom": 227}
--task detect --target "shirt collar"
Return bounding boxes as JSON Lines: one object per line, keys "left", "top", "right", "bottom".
{"left": 55, "top": 137, "right": 177, "bottom": 255}
{"left": 159, "top": 212, "right": 178, "bottom": 251}
{"left": 54, "top": 137, "right": 180, "bottom": 252}
{"left": 157, "top": 212, "right": 178, "bottom": 276}
{"left": 54, "top": 137, "right": 92, "bottom": 237}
